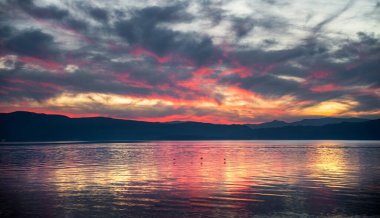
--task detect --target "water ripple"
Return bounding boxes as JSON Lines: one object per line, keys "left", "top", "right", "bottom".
{"left": 1, "top": 140, "right": 380, "bottom": 217}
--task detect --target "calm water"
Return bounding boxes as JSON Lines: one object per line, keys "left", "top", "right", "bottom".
{"left": 0, "top": 140, "right": 380, "bottom": 217}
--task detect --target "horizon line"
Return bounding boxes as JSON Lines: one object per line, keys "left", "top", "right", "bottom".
{"left": 1, "top": 110, "right": 375, "bottom": 126}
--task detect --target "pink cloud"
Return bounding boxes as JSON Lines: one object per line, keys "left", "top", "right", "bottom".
{"left": 309, "top": 71, "right": 330, "bottom": 79}
{"left": 130, "top": 46, "right": 172, "bottom": 64}
{"left": 310, "top": 84, "right": 341, "bottom": 93}
{"left": 19, "top": 56, "right": 63, "bottom": 71}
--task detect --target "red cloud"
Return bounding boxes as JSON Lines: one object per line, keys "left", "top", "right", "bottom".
{"left": 130, "top": 46, "right": 172, "bottom": 64}
{"left": 115, "top": 73, "right": 154, "bottom": 89}
{"left": 5, "top": 79, "right": 63, "bottom": 91}
{"left": 19, "top": 56, "right": 63, "bottom": 71}
{"left": 310, "top": 84, "right": 341, "bottom": 93}
{"left": 310, "top": 71, "right": 330, "bottom": 79}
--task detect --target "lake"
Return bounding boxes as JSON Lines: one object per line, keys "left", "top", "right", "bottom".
{"left": 0, "top": 140, "right": 379, "bottom": 217}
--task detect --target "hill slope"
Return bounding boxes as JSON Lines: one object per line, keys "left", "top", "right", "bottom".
{"left": 0, "top": 111, "right": 379, "bottom": 141}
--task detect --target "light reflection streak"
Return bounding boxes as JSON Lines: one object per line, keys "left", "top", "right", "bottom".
{"left": 0, "top": 141, "right": 378, "bottom": 216}
{"left": 307, "top": 141, "right": 360, "bottom": 188}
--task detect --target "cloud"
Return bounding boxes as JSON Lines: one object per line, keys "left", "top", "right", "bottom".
{"left": 85, "top": 7, "right": 109, "bottom": 22}
{"left": 13, "top": 0, "right": 69, "bottom": 20}
{"left": 0, "top": 0, "right": 379, "bottom": 123}
{"left": 231, "top": 17, "right": 255, "bottom": 38}
{"left": 352, "top": 94, "right": 380, "bottom": 112}
{"left": 64, "top": 64, "right": 79, "bottom": 73}
{"left": 312, "top": 0, "right": 356, "bottom": 34}
{"left": 3, "top": 29, "right": 57, "bottom": 59}
{"left": 115, "top": 4, "right": 222, "bottom": 65}
{"left": 0, "top": 26, "right": 13, "bottom": 38}
{"left": 0, "top": 55, "right": 17, "bottom": 70}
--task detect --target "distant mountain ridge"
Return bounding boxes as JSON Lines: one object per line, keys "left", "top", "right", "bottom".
{"left": 247, "top": 120, "right": 289, "bottom": 129}
{"left": 247, "top": 117, "right": 369, "bottom": 129}
{"left": 0, "top": 111, "right": 379, "bottom": 142}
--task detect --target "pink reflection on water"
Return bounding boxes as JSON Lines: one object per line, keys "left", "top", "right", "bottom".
{"left": 1, "top": 140, "right": 378, "bottom": 216}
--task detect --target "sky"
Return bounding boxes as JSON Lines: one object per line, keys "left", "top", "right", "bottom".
{"left": 0, "top": 0, "right": 379, "bottom": 124}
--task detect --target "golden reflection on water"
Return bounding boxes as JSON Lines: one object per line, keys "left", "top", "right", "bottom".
{"left": 3, "top": 141, "right": 378, "bottom": 216}
{"left": 44, "top": 142, "right": 289, "bottom": 205}
{"left": 307, "top": 141, "right": 360, "bottom": 188}
{"left": 47, "top": 142, "right": 310, "bottom": 200}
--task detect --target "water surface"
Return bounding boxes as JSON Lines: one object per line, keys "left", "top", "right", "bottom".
{"left": 1, "top": 140, "right": 380, "bottom": 217}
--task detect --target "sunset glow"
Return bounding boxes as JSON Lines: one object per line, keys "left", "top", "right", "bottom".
{"left": 0, "top": 0, "right": 379, "bottom": 123}
{"left": 1, "top": 1, "right": 380, "bottom": 217}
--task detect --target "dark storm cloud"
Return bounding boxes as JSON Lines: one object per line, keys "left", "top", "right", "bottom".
{"left": 357, "top": 32, "right": 378, "bottom": 45}
{"left": 110, "top": 61, "right": 176, "bottom": 86}
{"left": 108, "top": 60, "right": 212, "bottom": 100}
{"left": 230, "top": 46, "right": 306, "bottom": 65}
{"left": 0, "top": 25, "right": 12, "bottom": 38}
{"left": 216, "top": 30, "right": 380, "bottom": 106}
{"left": 338, "top": 60, "right": 380, "bottom": 87}
{"left": 89, "top": 8, "right": 109, "bottom": 22}
{"left": 231, "top": 17, "right": 255, "bottom": 38}
{"left": 197, "top": 0, "right": 226, "bottom": 25}
{"left": 0, "top": 66, "right": 61, "bottom": 101}
{"left": 3, "top": 0, "right": 90, "bottom": 34}
{"left": 0, "top": 60, "right": 200, "bottom": 104}
{"left": 115, "top": 4, "right": 222, "bottom": 65}
{"left": 230, "top": 36, "right": 328, "bottom": 67}
{"left": 197, "top": 0, "right": 287, "bottom": 33}
{"left": 134, "top": 4, "right": 192, "bottom": 22}
{"left": 239, "top": 75, "right": 304, "bottom": 97}
{"left": 0, "top": 64, "right": 152, "bottom": 102}
{"left": 321, "top": 33, "right": 380, "bottom": 87}
{"left": 11, "top": 0, "right": 69, "bottom": 20}
{"left": 0, "top": 82, "right": 60, "bottom": 102}
{"left": 2, "top": 29, "right": 57, "bottom": 58}
{"left": 65, "top": 18, "right": 88, "bottom": 31}
{"left": 353, "top": 94, "right": 380, "bottom": 112}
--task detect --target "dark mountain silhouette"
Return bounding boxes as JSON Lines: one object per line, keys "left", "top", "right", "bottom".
{"left": 0, "top": 111, "right": 379, "bottom": 142}
{"left": 289, "top": 117, "right": 369, "bottom": 126}
{"left": 247, "top": 120, "right": 289, "bottom": 129}
{"left": 0, "top": 111, "right": 253, "bottom": 141}
{"left": 247, "top": 117, "right": 369, "bottom": 129}
{"left": 249, "top": 120, "right": 380, "bottom": 140}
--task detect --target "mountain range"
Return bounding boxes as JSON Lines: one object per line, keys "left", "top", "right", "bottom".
{"left": 246, "top": 117, "right": 369, "bottom": 129}
{"left": 0, "top": 111, "right": 379, "bottom": 142}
